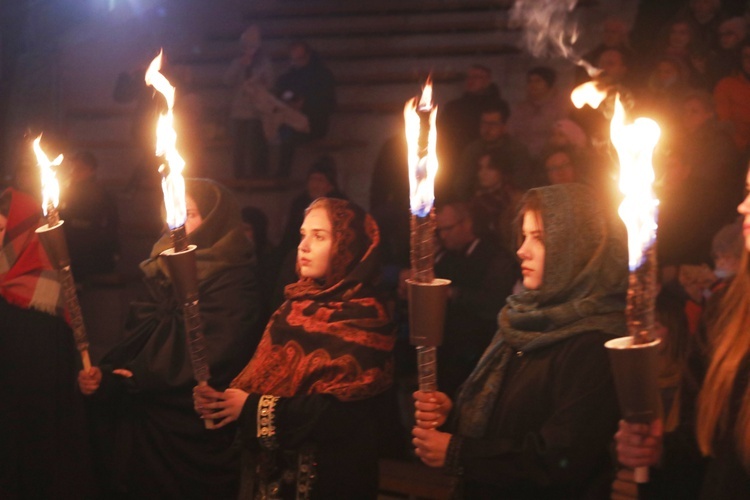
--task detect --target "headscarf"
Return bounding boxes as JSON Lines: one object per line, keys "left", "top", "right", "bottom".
{"left": 0, "top": 188, "right": 65, "bottom": 316}
{"left": 141, "top": 178, "right": 254, "bottom": 282}
{"left": 456, "top": 183, "right": 628, "bottom": 437}
{"left": 231, "top": 198, "right": 395, "bottom": 401}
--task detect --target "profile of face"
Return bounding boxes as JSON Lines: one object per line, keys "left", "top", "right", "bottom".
{"left": 298, "top": 207, "right": 333, "bottom": 279}
{"left": 464, "top": 67, "right": 491, "bottom": 94}
{"left": 668, "top": 22, "right": 692, "bottom": 50}
{"left": 307, "top": 172, "right": 334, "bottom": 200}
{"left": 738, "top": 169, "right": 750, "bottom": 252}
{"left": 185, "top": 195, "right": 203, "bottom": 235}
{"left": 476, "top": 154, "right": 503, "bottom": 190}
{"left": 436, "top": 205, "right": 473, "bottom": 253}
{"left": 479, "top": 111, "right": 506, "bottom": 143}
{"left": 0, "top": 213, "right": 7, "bottom": 248}
{"left": 526, "top": 74, "right": 551, "bottom": 101}
{"left": 517, "top": 211, "right": 545, "bottom": 290}
{"left": 682, "top": 97, "right": 713, "bottom": 133}
{"left": 596, "top": 49, "right": 628, "bottom": 84}
{"left": 544, "top": 152, "right": 576, "bottom": 185}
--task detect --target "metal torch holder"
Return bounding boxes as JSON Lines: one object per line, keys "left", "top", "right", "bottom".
{"left": 407, "top": 278, "right": 451, "bottom": 392}
{"left": 36, "top": 221, "right": 91, "bottom": 371}
{"left": 160, "top": 245, "right": 214, "bottom": 429}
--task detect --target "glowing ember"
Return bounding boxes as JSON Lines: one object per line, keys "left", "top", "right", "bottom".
{"left": 404, "top": 79, "right": 438, "bottom": 218}
{"left": 570, "top": 81, "right": 607, "bottom": 110}
{"left": 610, "top": 95, "right": 660, "bottom": 270}
{"left": 145, "top": 50, "right": 186, "bottom": 230}
{"left": 32, "top": 135, "right": 64, "bottom": 217}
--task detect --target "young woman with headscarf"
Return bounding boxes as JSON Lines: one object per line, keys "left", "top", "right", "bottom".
{"left": 194, "top": 197, "right": 395, "bottom": 499}
{"left": 77, "top": 179, "right": 261, "bottom": 499}
{"left": 0, "top": 188, "right": 97, "bottom": 498}
{"left": 413, "top": 183, "right": 629, "bottom": 498}
{"left": 616, "top": 167, "right": 750, "bottom": 498}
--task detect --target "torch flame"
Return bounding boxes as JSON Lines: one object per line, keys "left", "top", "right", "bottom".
{"left": 404, "top": 79, "right": 439, "bottom": 217}
{"left": 145, "top": 50, "right": 186, "bottom": 230}
{"left": 610, "top": 95, "right": 660, "bottom": 270}
{"left": 571, "top": 81, "right": 607, "bottom": 110}
{"left": 33, "top": 135, "right": 64, "bottom": 217}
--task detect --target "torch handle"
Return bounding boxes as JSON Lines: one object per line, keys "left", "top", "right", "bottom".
{"left": 198, "top": 380, "right": 216, "bottom": 430}
{"left": 59, "top": 266, "right": 91, "bottom": 359}
{"left": 183, "top": 299, "right": 211, "bottom": 384}
{"left": 417, "top": 346, "right": 438, "bottom": 392}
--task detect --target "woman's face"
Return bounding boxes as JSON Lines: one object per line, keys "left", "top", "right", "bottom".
{"left": 669, "top": 23, "right": 691, "bottom": 50}
{"left": 298, "top": 207, "right": 333, "bottom": 279}
{"left": 185, "top": 195, "right": 203, "bottom": 235}
{"left": 0, "top": 213, "right": 7, "bottom": 248}
{"left": 738, "top": 169, "right": 750, "bottom": 252}
{"left": 477, "top": 155, "right": 503, "bottom": 189}
{"left": 517, "top": 210, "right": 545, "bottom": 290}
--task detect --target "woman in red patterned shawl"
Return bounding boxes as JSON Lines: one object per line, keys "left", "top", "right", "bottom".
{"left": 194, "top": 197, "right": 395, "bottom": 499}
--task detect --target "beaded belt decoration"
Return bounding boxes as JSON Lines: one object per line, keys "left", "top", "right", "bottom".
{"left": 257, "top": 394, "right": 280, "bottom": 450}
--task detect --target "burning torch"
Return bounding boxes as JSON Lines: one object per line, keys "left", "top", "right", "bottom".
{"left": 404, "top": 79, "right": 450, "bottom": 392}
{"left": 145, "top": 51, "right": 214, "bottom": 428}
{"left": 33, "top": 136, "right": 92, "bottom": 372}
{"left": 572, "top": 83, "right": 662, "bottom": 483}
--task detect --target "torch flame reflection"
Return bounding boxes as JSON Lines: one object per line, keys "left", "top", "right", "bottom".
{"left": 404, "top": 79, "right": 438, "bottom": 218}
{"left": 610, "top": 95, "right": 660, "bottom": 271}
{"left": 145, "top": 50, "right": 186, "bottom": 230}
{"left": 33, "top": 135, "right": 64, "bottom": 217}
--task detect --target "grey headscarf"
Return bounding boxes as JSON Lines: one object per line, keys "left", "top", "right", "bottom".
{"left": 455, "top": 183, "right": 628, "bottom": 437}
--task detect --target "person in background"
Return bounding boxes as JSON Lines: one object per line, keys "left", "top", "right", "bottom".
{"left": 1, "top": 188, "right": 97, "bottom": 498}
{"left": 413, "top": 184, "right": 627, "bottom": 498}
{"left": 194, "top": 198, "right": 395, "bottom": 499}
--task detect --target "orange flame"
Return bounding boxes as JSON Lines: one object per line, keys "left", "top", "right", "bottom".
{"left": 32, "top": 135, "right": 63, "bottom": 217}
{"left": 404, "top": 79, "right": 438, "bottom": 217}
{"left": 570, "top": 81, "right": 607, "bottom": 110}
{"left": 610, "top": 95, "right": 661, "bottom": 270}
{"left": 145, "top": 50, "right": 186, "bottom": 230}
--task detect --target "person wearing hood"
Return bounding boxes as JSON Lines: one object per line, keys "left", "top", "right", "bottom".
{"left": 413, "top": 183, "right": 628, "bottom": 498}
{"left": 77, "top": 179, "right": 261, "bottom": 499}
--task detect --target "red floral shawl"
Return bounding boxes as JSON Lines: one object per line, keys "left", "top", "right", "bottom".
{"left": 231, "top": 199, "right": 395, "bottom": 401}
{"left": 0, "top": 188, "right": 65, "bottom": 317}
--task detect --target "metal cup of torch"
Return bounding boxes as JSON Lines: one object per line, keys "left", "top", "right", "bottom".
{"left": 407, "top": 278, "right": 450, "bottom": 392}
{"left": 35, "top": 214, "right": 92, "bottom": 372}
{"left": 160, "top": 225, "right": 215, "bottom": 429}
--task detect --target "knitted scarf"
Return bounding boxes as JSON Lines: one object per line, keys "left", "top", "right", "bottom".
{"left": 0, "top": 188, "right": 65, "bottom": 317}
{"left": 455, "top": 183, "right": 628, "bottom": 437}
{"left": 232, "top": 198, "right": 395, "bottom": 401}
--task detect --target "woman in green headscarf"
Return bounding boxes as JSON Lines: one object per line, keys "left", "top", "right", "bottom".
{"left": 413, "top": 183, "right": 629, "bottom": 498}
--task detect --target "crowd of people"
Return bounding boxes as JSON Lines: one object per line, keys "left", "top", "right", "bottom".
{"left": 4, "top": 0, "right": 750, "bottom": 498}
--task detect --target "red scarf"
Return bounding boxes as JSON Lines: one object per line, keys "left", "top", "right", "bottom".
{"left": 231, "top": 199, "right": 395, "bottom": 401}
{"left": 0, "top": 189, "right": 65, "bottom": 316}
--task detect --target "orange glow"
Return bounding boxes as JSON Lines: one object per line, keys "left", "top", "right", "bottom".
{"left": 570, "top": 81, "right": 607, "bottom": 110}
{"left": 32, "top": 135, "right": 63, "bottom": 217}
{"left": 404, "top": 79, "right": 438, "bottom": 217}
{"left": 610, "top": 95, "right": 661, "bottom": 270}
{"left": 145, "top": 50, "right": 186, "bottom": 230}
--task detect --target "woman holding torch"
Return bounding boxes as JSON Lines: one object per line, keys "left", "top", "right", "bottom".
{"left": 413, "top": 183, "right": 628, "bottom": 498}
{"left": 77, "top": 179, "right": 260, "bottom": 499}
{"left": 615, "top": 168, "right": 750, "bottom": 498}
{"left": 194, "top": 198, "right": 395, "bottom": 499}
{"left": 0, "top": 188, "right": 96, "bottom": 498}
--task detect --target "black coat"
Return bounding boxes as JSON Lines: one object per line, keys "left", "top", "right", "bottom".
{"left": 448, "top": 331, "right": 620, "bottom": 499}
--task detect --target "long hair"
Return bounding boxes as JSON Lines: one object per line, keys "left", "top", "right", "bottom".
{"left": 697, "top": 250, "right": 750, "bottom": 469}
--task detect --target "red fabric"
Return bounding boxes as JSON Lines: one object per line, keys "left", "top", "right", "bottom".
{"left": 232, "top": 199, "right": 395, "bottom": 401}
{"left": 0, "top": 188, "right": 64, "bottom": 317}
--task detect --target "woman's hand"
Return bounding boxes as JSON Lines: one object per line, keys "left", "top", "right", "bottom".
{"left": 78, "top": 367, "right": 102, "bottom": 395}
{"left": 412, "top": 427, "right": 452, "bottom": 468}
{"left": 413, "top": 390, "right": 452, "bottom": 429}
{"left": 614, "top": 418, "right": 663, "bottom": 468}
{"left": 194, "top": 387, "right": 250, "bottom": 429}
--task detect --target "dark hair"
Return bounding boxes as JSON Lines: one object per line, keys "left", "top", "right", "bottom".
{"left": 481, "top": 99, "right": 511, "bottom": 123}
{"left": 241, "top": 206, "right": 269, "bottom": 249}
{"left": 528, "top": 66, "right": 557, "bottom": 87}
{"left": 0, "top": 189, "right": 11, "bottom": 218}
{"left": 308, "top": 155, "right": 338, "bottom": 188}
{"left": 481, "top": 148, "right": 516, "bottom": 186}
{"left": 655, "top": 288, "right": 691, "bottom": 369}
{"left": 514, "top": 190, "right": 544, "bottom": 249}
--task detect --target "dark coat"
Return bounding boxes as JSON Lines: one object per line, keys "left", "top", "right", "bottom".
{"left": 447, "top": 331, "right": 620, "bottom": 499}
